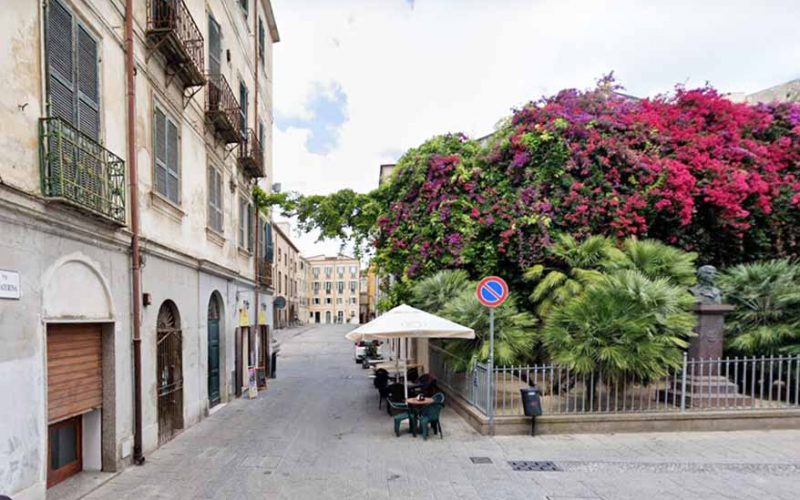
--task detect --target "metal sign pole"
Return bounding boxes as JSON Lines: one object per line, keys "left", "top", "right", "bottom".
{"left": 488, "top": 306, "right": 494, "bottom": 435}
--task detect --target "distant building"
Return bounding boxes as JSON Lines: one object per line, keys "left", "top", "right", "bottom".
{"left": 273, "top": 222, "right": 301, "bottom": 328}
{"left": 727, "top": 79, "right": 800, "bottom": 104}
{"left": 298, "top": 256, "right": 311, "bottom": 325}
{"left": 359, "top": 267, "right": 378, "bottom": 323}
{"left": 379, "top": 163, "right": 396, "bottom": 185}
{"left": 307, "top": 255, "right": 361, "bottom": 324}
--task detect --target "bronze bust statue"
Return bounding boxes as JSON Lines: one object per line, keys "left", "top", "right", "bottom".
{"left": 690, "top": 265, "right": 722, "bottom": 305}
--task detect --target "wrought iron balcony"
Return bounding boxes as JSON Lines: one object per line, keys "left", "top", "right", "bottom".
{"left": 39, "top": 117, "right": 126, "bottom": 224}
{"left": 258, "top": 260, "right": 274, "bottom": 289}
{"left": 238, "top": 129, "right": 264, "bottom": 178}
{"left": 205, "top": 73, "right": 241, "bottom": 144}
{"left": 146, "top": 0, "right": 205, "bottom": 88}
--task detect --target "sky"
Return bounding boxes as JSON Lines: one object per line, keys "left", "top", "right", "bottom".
{"left": 269, "top": 0, "right": 800, "bottom": 258}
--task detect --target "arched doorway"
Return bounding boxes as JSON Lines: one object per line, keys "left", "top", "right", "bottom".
{"left": 207, "top": 293, "right": 222, "bottom": 408}
{"left": 157, "top": 300, "right": 183, "bottom": 444}
{"left": 325, "top": 311, "right": 331, "bottom": 324}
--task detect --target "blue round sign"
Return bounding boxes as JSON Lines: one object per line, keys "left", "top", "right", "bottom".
{"left": 476, "top": 276, "right": 509, "bottom": 308}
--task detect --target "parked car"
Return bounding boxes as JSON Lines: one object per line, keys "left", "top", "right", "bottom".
{"left": 354, "top": 340, "right": 382, "bottom": 364}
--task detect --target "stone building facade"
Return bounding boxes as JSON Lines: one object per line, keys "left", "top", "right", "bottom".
{"left": 307, "top": 255, "right": 361, "bottom": 324}
{"left": 0, "top": 0, "right": 279, "bottom": 497}
{"left": 272, "top": 221, "right": 300, "bottom": 328}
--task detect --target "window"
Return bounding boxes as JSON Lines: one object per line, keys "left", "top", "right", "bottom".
{"left": 208, "top": 15, "right": 221, "bottom": 75}
{"left": 325, "top": 281, "right": 332, "bottom": 294}
{"left": 313, "top": 281, "right": 320, "bottom": 295}
{"left": 351, "top": 297, "right": 357, "bottom": 304}
{"left": 258, "top": 18, "right": 265, "bottom": 64}
{"left": 154, "top": 105, "right": 180, "bottom": 204}
{"left": 325, "top": 298, "right": 332, "bottom": 305}
{"left": 207, "top": 165, "right": 223, "bottom": 232}
{"left": 239, "top": 81, "right": 248, "bottom": 138}
{"left": 313, "top": 298, "right": 320, "bottom": 305}
{"left": 337, "top": 281, "right": 344, "bottom": 294}
{"left": 284, "top": 275, "right": 287, "bottom": 294}
{"left": 337, "top": 266, "right": 345, "bottom": 278}
{"left": 239, "top": 196, "right": 253, "bottom": 251}
{"left": 350, "top": 280, "right": 357, "bottom": 293}
{"left": 337, "top": 298, "right": 343, "bottom": 305}
{"left": 46, "top": 0, "right": 100, "bottom": 139}
{"left": 313, "top": 267, "right": 320, "bottom": 278}
{"left": 360, "top": 277, "right": 367, "bottom": 289}
{"left": 239, "top": 0, "right": 248, "bottom": 18}
{"left": 264, "top": 222, "right": 274, "bottom": 262}
{"left": 324, "top": 266, "right": 332, "bottom": 278}
{"left": 278, "top": 271, "right": 281, "bottom": 293}
{"left": 350, "top": 266, "right": 358, "bottom": 277}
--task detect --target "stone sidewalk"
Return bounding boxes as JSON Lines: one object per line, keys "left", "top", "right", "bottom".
{"left": 85, "top": 324, "right": 800, "bottom": 500}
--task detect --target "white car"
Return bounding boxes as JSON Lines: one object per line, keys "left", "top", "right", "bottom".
{"left": 354, "top": 340, "right": 382, "bottom": 364}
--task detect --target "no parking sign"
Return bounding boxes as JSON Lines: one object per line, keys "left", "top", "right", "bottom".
{"left": 476, "top": 276, "right": 509, "bottom": 308}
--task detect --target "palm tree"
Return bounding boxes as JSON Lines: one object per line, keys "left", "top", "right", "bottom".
{"left": 410, "top": 269, "right": 470, "bottom": 314}
{"left": 523, "top": 234, "right": 617, "bottom": 318}
{"left": 719, "top": 259, "right": 800, "bottom": 355}
{"left": 439, "top": 290, "right": 538, "bottom": 370}
{"left": 608, "top": 238, "right": 698, "bottom": 288}
{"left": 542, "top": 270, "right": 695, "bottom": 382}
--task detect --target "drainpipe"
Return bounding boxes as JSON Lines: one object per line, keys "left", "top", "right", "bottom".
{"left": 125, "top": 0, "right": 145, "bottom": 465}
{"left": 253, "top": 0, "right": 264, "bottom": 386}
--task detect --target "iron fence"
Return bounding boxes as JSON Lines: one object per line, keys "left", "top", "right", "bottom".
{"left": 429, "top": 344, "right": 800, "bottom": 417}
{"left": 146, "top": 0, "right": 205, "bottom": 86}
{"left": 39, "top": 116, "right": 126, "bottom": 224}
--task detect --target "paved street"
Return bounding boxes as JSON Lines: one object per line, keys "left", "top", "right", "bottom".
{"left": 86, "top": 325, "right": 800, "bottom": 500}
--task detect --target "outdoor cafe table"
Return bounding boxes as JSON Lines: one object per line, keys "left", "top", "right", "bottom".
{"left": 405, "top": 397, "right": 434, "bottom": 437}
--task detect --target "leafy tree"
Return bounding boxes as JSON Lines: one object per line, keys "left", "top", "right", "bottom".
{"left": 719, "top": 259, "right": 800, "bottom": 355}
{"left": 440, "top": 291, "right": 537, "bottom": 370}
{"left": 410, "top": 269, "right": 470, "bottom": 314}
{"left": 542, "top": 270, "right": 695, "bottom": 381}
{"left": 523, "top": 234, "right": 616, "bottom": 318}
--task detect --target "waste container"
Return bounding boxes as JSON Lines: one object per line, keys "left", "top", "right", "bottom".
{"left": 270, "top": 352, "right": 278, "bottom": 378}
{"left": 520, "top": 386, "right": 543, "bottom": 436}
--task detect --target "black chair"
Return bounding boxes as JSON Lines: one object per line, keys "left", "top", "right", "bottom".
{"left": 407, "top": 367, "right": 419, "bottom": 383}
{"left": 375, "top": 370, "right": 390, "bottom": 409}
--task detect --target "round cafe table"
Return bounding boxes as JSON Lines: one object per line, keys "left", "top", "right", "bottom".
{"left": 405, "top": 397, "right": 434, "bottom": 437}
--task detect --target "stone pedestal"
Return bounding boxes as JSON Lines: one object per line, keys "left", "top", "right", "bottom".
{"left": 688, "top": 304, "right": 735, "bottom": 368}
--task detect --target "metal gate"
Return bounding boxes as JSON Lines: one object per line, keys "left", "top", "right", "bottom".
{"left": 157, "top": 300, "right": 183, "bottom": 444}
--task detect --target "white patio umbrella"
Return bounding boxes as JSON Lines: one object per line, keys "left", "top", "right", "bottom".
{"left": 345, "top": 304, "right": 475, "bottom": 399}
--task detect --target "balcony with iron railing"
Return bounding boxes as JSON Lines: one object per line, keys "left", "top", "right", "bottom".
{"left": 205, "top": 73, "right": 241, "bottom": 144}
{"left": 146, "top": 0, "right": 205, "bottom": 88}
{"left": 258, "top": 260, "right": 274, "bottom": 289}
{"left": 238, "top": 128, "right": 264, "bottom": 178}
{"left": 39, "top": 117, "right": 126, "bottom": 224}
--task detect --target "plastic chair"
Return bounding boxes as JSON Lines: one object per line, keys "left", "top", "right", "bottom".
{"left": 385, "top": 383, "right": 406, "bottom": 415}
{"left": 418, "top": 403, "right": 444, "bottom": 440}
{"left": 387, "top": 400, "right": 414, "bottom": 437}
{"left": 432, "top": 392, "right": 445, "bottom": 404}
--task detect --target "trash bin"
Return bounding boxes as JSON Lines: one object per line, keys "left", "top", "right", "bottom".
{"left": 520, "top": 386, "right": 543, "bottom": 436}
{"left": 270, "top": 352, "right": 278, "bottom": 378}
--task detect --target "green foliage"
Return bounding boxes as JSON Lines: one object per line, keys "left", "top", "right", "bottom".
{"left": 410, "top": 269, "right": 470, "bottom": 314}
{"left": 719, "top": 259, "right": 800, "bottom": 355}
{"left": 523, "top": 234, "right": 615, "bottom": 317}
{"left": 439, "top": 291, "right": 538, "bottom": 370}
{"left": 608, "top": 239, "right": 698, "bottom": 288}
{"left": 542, "top": 270, "right": 695, "bottom": 381}
{"left": 376, "top": 278, "right": 413, "bottom": 313}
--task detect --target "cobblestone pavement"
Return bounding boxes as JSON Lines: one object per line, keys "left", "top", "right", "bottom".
{"left": 87, "top": 325, "right": 800, "bottom": 500}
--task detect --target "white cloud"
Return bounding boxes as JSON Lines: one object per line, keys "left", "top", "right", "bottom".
{"left": 270, "top": 0, "right": 800, "bottom": 256}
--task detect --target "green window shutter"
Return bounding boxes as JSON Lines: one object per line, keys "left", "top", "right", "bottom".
{"left": 208, "top": 15, "right": 221, "bottom": 75}
{"left": 76, "top": 25, "right": 99, "bottom": 140}
{"left": 239, "top": 196, "right": 245, "bottom": 246}
{"left": 166, "top": 119, "right": 179, "bottom": 203}
{"left": 258, "top": 19, "right": 265, "bottom": 64}
{"left": 265, "top": 223, "right": 274, "bottom": 262}
{"left": 47, "top": 0, "right": 75, "bottom": 125}
{"left": 154, "top": 107, "right": 168, "bottom": 197}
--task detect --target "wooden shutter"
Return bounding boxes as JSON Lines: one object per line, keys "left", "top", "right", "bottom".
{"left": 208, "top": 15, "right": 221, "bottom": 75}
{"left": 47, "top": 0, "right": 75, "bottom": 124}
{"left": 258, "top": 19, "right": 265, "bottom": 64}
{"left": 76, "top": 25, "right": 100, "bottom": 140}
{"left": 239, "top": 82, "right": 248, "bottom": 137}
{"left": 166, "top": 119, "right": 179, "bottom": 203}
{"left": 208, "top": 167, "right": 222, "bottom": 232}
{"left": 265, "top": 222, "right": 274, "bottom": 262}
{"left": 154, "top": 107, "right": 168, "bottom": 197}
{"left": 47, "top": 324, "right": 102, "bottom": 424}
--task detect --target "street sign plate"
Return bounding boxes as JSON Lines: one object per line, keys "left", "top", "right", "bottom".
{"left": 476, "top": 276, "right": 508, "bottom": 308}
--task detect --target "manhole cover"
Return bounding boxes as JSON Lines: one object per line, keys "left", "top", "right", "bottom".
{"left": 508, "top": 460, "right": 560, "bottom": 471}
{"left": 470, "top": 457, "right": 492, "bottom": 464}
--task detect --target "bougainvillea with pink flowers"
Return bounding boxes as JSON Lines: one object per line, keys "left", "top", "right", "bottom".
{"left": 263, "top": 77, "right": 800, "bottom": 288}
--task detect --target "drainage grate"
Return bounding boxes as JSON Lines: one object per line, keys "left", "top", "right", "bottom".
{"left": 508, "top": 460, "right": 561, "bottom": 471}
{"left": 470, "top": 457, "right": 493, "bottom": 464}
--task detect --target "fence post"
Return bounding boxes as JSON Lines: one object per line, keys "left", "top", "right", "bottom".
{"left": 680, "top": 351, "right": 688, "bottom": 412}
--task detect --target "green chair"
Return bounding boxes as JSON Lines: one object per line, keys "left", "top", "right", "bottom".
{"left": 418, "top": 403, "right": 444, "bottom": 440}
{"left": 387, "top": 400, "right": 414, "bottom": 437}
{"left": 432, "top": 392, "right": 445, "bottom": 404}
